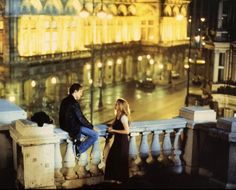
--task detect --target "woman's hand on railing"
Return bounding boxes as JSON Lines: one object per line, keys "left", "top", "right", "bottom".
{"left": 107, "top": 127, "right": 114, "bottom": 133}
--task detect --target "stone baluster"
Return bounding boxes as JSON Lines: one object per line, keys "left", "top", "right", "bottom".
{"left": 77, "top": 151, "right": 90, "bottom": 178}
{"left": 139, "top": 131, "right": 150, "bottom": 165}
{"left": 148, "top": 130, "right": 162, "bottom": 164}
{"left": 90, "top": 138, "right": 102, "bottom": 176}
{"left": 63, "top": 139, "right": 77, "bottom": 180}
{"left": 172, "top": 129, "right": 184, "bottom": 173}
{"left": 159, "top": 129, "right": 173, "bottom": 165}
{"left": 100, "top": 135, "right": 112, "bottom": 173}
{"left": 129, "top": 132, "right": 141, "bottom": 176}
{"left": 172, "top": 129, "right": 183, "bottom": 165}
{"left": 157, "top": 130, "right": 165, "bottom": 162}
{"left": 54, "top": 141, "right": 64, "bottom": 183}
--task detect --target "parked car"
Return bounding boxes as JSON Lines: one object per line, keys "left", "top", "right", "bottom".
{"left": 192, "top": 75, "right": 204, "bottom": 86}
{"left": 171, "top": 71, "right": 180, "bottom": 79}
{"left": 136, "top": 77, "right": 155, "bottom": 90}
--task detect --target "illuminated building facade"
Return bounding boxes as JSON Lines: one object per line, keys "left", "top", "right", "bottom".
{"left": 188, "top": 0, "right": 236, "bottom": 83}
{"left": 186, "top": 0, "right": 236, "bottom": 116}
{"left": 0, "top": 0, "right": 190, "bottom": 121}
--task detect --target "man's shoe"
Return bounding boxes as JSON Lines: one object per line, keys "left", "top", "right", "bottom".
{"left": 75, "top": 153, "right": 81, "bottom": 160}
{"left": 73, "top": 139, "right": 82, "bottom": 146}
{"left": 75, "top": 146, "right": 81, "bottom": 160}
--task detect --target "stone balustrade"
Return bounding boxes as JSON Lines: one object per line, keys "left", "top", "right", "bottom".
{"left": 52, "top": 118, "right": 187, "bottom": 189}
{"left": 4, "top": 103, "right": 236, "bottom": 189}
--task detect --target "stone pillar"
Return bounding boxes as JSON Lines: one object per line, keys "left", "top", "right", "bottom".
{"left": 213, "top": 51, "right": 220, "bottom": 83}
{"left": 0, "top": 99, "right": 27, "bottom": 173}
{"left": 182, "top": 122, "right": 199, "bottom": 175}
{"left": 179, "top": 106, "right": 217, "bottom": 175}
{"left": 209, "top": 117, "right": 236, "bottom": 188}
{"left": 9, "top": 120, "right": 58, "bottom": 189}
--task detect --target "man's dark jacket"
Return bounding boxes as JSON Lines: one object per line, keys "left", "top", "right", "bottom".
{"left": 59, "top": 94, "right": 93, "bottom": 138}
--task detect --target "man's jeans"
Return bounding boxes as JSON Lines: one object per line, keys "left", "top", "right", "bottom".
{"left": 75, "top": 126, "right": 98, "bottom": 154}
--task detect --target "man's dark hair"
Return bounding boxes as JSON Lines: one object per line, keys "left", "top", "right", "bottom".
{"left": 69, "top": 83, "right": 83, "bottom": 94}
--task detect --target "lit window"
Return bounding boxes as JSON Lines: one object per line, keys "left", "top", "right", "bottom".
{"left": 31, "top": 80, "right": 36, "bottom": 87}
{"left": 0, "top": 21, "right": 4, "bottom": 29}
{"left": 51, "top": 77, "right": 57, "bottom": 84}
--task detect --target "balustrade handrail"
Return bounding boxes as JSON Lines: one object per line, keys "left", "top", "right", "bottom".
{"left": 95, "top": 117, "right": 187, "bottom": 136}
{"left": 54, "top": 117, "right": 187, "bottom": 140}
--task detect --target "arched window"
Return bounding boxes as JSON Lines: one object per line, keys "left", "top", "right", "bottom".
{"left": 180, "top": 6, "right": 187, "bottom": 17}
{"left": 164, "top": 5, "right": 172, "bottom": 17}
{"left": 20, "top": 0, "right": 43, "bottom": 14}
{"left": 65, "top": 0, "right": 82, "bottom": 15}
{"left": 117, "top": 4, "right": 127, "bottom": 16}
{"left": 43, "top": 0, "right": 63, "bottom": 15}
{"left": 172, "top": 6, "right": 180, "bottom": 17}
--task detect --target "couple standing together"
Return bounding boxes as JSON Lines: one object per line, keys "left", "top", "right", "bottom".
{"left": 59, "top": 83, "right": 131, "bottom": 184}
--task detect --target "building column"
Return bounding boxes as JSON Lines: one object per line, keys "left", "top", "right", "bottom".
{"left": 213, "top": 51, "right": 220, "bottom": 83}
{"left": 223, "top": 50, "right": 230, "bottom": 81}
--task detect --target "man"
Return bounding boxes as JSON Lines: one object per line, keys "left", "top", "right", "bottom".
{"left": 59, "top": 83, "right": 98, "bottom": 159}
{"left": 201, "top": 78, "right": 212, "bottom": 106}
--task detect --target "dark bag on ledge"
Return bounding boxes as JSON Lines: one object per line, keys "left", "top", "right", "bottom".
{"left": 31, "top": 111, "right": 53, "bottom": 127}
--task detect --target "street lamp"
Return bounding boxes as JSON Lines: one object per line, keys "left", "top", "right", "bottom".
{"left": 184, "top": 63, "right": 190, "bottom": 106}
{"left": 167, "top": 63, "right": 172, "bottom": 84}
{"left": 79, "top": 0, "right": 109, "bottom": 124}
{"left": 184, "top": 12, "right": 194, "bottom": 107}
{"left": 159, "top": 63, "right": 164, "bottom": 80}
{"left": 97, "top": 61, "right": 103, "bottom": 109}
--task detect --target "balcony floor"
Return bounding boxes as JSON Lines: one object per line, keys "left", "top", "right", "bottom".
{"left": 0, "top": 164, "right": 222, "bottom": 189}
{"left": 79, "top": 164, "right": 221, "bottom": 189}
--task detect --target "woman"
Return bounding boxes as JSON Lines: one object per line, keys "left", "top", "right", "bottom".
{"left": 104, "top": 98, "right": 131, "bottom": 184}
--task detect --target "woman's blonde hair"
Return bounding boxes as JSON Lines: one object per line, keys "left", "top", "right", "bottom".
{"left": 115, "top": 98, "right": 131, "bottom": 121}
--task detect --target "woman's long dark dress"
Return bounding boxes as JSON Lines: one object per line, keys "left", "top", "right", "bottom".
{"left": 104, "top": 117, "right": 129, "bottom": 182}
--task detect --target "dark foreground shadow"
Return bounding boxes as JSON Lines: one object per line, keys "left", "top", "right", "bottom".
{"left": 79, "top": 162, "right": 219, "bottom": 189}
